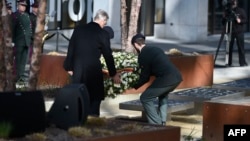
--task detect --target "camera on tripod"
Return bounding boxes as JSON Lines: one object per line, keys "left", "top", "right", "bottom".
{"left": 222, "top": 0, "right": 237, "bottom": 21}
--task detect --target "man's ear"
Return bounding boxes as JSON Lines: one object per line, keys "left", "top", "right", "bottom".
{"left": 134, "top": 42, "right": 139, "bottom": 47}
{"left": 132, "top": 43, "right": 138, "bottom": 50}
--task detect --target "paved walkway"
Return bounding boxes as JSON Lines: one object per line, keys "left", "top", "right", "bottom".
{"left": 43, "top": 33, "right": 250, "bottom": 141}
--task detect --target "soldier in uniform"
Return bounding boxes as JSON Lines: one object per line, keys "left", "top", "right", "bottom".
{"left": 12, "top": 0, "right": 32, "bottom": 82}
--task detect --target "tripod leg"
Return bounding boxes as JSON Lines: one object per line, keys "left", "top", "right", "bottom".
{"left": 214, "top": 32, "right": 225, "bottom": 64}
{"left": 225, "top": 21, "right": 232, "bottom": 66}
{"left": 225, "top": 35, "right": 230, "bottom": 65}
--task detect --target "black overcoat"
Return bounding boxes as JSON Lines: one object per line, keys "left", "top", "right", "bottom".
{"left": 64, "top": 22, "right": 117, "bottom": 100}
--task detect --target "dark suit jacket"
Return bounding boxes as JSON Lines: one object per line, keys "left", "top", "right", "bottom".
{"left": 12, "top": 11, "right": 32, "bottom": 47}
{"left": 64, "top": 22, "right": 117, "bottom": 100}
{"left": 133, "top": 46, "right": 182, "bottom": 89}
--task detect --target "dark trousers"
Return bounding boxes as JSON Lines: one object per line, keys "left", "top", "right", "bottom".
{"left": 228, "top": 32, "right": 247, "bottom": 65}
{"left": 15, "top": 45, "right": 28, "bottom": 80}
{"left": 140, "top": 82, "right": 180, "bottom": 125}
{"left": 89, "top": 99, "right": 102, "bottom": 117}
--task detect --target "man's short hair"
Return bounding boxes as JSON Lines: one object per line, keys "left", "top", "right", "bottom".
{"left": 134, "top": 38, "right": 145, "bottom": 46}
{"left": 94, "top": 9, "right": 109, "bottom": 22}
{"left": 131, "top": 33, "right": 145, "bottom": 45}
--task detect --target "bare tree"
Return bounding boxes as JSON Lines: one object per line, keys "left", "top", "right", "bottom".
{"left": 3, "top": 1, "right": 15, "bottom": 91}
{"left": 0, "top": 1, "right": 6, "bottom": 91}
{"left": 28, "top": 0, "right": 47, "bottom": 90}
{"left": 120, "top": 0, "right": 128, "bottom": 51}
{"left": 0, "top": 0, "right": 15, "bottom": 91}
{"left": 121, "top": 0, "right": 141, "bottom": 53}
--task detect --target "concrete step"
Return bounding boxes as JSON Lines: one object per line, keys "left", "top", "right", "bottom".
{"left": 207, "top": 96, "right": 250, "bottom": 105}
{"left": 213, "top": 78, "right": 250, "bottom": 96}
{"left": 169, "top": 87, "right": 245, "bottom": 102}
{"left": 119, "top": 99, "right": 194, "bottom": 114}
{"left": 168, "top": 87, "right": 246, "bottom": 114}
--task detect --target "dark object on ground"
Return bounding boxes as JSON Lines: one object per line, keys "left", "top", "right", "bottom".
{"left": 0, "top": 91, "right": 46, "bottom": 138}
{"left": 47, "top": 84, "right": 90, "bottom": 130}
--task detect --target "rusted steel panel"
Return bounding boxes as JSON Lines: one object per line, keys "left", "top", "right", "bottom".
{"left": 124, "top": 54, "right": 214, "bottom": 94}
{"left": 203, "top": 100, "right": 250, "bottom": 141}
{"left": 38, "top": 55, "right": 69, "bottom": 87}
{"left": 38, "top": 54, "right": 214, "bottom": 91}
{"left": 169, "top": 54, "right": 214, "bottom": 89}
{"left": 89, "top": 125, "right": 180, "bottom": 141}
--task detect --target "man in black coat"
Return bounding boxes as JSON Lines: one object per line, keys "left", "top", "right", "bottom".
{"left": 64, "top": 9, "right": 120, "bottom": 117}
{"left": 223, "top": 0, "right": 248, "bottom": 66}
{"left": 129, "top": 33, "right": 182, "bottom": 125}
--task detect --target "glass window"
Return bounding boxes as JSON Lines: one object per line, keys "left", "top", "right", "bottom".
{"left": 155, "top": 0, "right": 165, "bottom": 23}
{"left": 45, "top": 0, "right": 91, "bottom": 30}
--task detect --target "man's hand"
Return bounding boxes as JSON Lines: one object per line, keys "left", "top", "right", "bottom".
{"left": 236, "top": 16, "right": 241, "bottom": 23}
{"left": 126, "top": 88, "right": 136, "bottom": 91}
{"left": 68, "top": 71, "right": 73, "bottom": 76}
{"left": 112, "top": 73, "right": 121, "bottom": 84}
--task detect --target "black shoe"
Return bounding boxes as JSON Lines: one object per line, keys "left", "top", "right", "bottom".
{"left": 17, "top": 78, "right": 25, "bottom": 83}
{"left": 240, "top": 63, "right": 248, "bottom": 67}
{"left": 162, "top": 122, "right": 166, "bottom": 126}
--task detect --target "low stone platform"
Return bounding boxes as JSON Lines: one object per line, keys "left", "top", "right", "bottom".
{"left": 169, "top": 87, "right": 245, "bottom": 102}
{"left": 168, "top": 87, "right": 245, "bottom": 114}
{"left": 119, "top": 99, "right": 194, "bottom": 116}
{"left": 213, "top": 78, "right": 250, "bottom": 96}
{"left": 216, "top": 78, "right": 250, "bottom": 88}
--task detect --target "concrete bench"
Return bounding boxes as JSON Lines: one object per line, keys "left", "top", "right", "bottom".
{"left": 169, "top": 87, "right": 245, "bottom": 102}
{"left": 119, "top": 99, "right": 194, "bottom": 120}
{"left": 119, "top": 87, "right": 245, "bottom": 117}
{"left": 168, "top": 87, "right": 245, "bottom": 114}
{"left": 212, "top": 78, "right": 250, "bottom": 96}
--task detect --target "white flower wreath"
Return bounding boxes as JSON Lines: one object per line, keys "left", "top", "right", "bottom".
{"left": 101, "top": 51, "right": 140, "bottom": 98}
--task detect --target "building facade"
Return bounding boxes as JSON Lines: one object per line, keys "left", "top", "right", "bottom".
{"left": 7, "top": 0, "right": 250, "bottom": 43}
{"left": 96, "top": 0, "right": 250, "bottom": 42}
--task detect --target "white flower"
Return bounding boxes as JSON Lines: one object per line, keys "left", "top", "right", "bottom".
{"left": 101, "top": 51, "right": 140, "bottom": 98}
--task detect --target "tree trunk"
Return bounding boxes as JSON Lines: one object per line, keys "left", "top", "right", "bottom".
{"left": 0, "top": 0, "right": 15, "bottom": 91}
{"left": 28, "top": 0, "right": 47, "bottom": 90}
{"left": 2, "top": 0, "right": 15, "bottom": 91}
{"left": 125, "top": 0, "right": 141, "bottom": 53}
{"left": 120, "top": 0, "right": 128, "bottom": 51}
{"left": 0, "top": 0, "right": 6, "bottom": 91}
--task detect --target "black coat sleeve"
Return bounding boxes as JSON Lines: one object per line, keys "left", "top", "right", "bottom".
{"left": 133, "top": 64, "right": 151, "bottom": 89}
{"left": 133, "top": 51, "right": 151, "bottom": 89}
{"left": 63, "top": 27, "right": 77, "bottom": 71}
{"left": 100, "top": 31, "right": 117, "bottom": 77}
